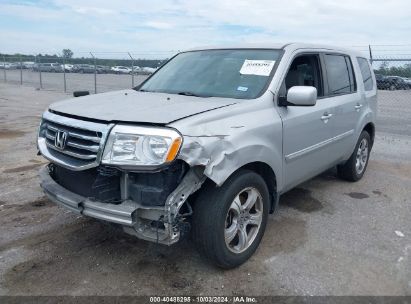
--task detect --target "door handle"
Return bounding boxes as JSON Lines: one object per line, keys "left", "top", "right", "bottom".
{"left": 355, "top": 104, "right": 363, "bottom": 111}
{"left": 321, "top": 112, "right": 333, "bottom": 123}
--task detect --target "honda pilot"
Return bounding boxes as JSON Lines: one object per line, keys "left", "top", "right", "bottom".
{"left": 37, "top": 43, "right": 377, "bottom": 268}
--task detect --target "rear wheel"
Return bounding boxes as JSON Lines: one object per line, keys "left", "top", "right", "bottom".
{"left": 338, "top": 131, "right": 371, "bottom": 182}
{"left": 192, "top": 170, "right": 269, "bottom": 269}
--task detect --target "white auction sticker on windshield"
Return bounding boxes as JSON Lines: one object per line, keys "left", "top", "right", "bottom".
{"left": 239, "top": 60, "right": 275, "bottom": 76}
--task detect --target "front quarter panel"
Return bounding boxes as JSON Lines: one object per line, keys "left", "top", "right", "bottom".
{"left": 169, "top": 92, "right": 284, "bottom": 190}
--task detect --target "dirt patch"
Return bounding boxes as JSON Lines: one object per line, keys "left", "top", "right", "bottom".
{"left": 3, "top": 197, "right": 53, "bottom": 211}
{"left": 261, "top": 216, "right": 307, "bottom": 256}
{"left": 346, "top": 192, "right": 369, "bottom": 199}
{"left": 29, "top": 159, "right": 43, "bottom": 164}
{"left": 3, "top": 220, "right": 203, "bottom": 295}
{"left": 369, "top": 160, "right": 411, "bottom": 180}
{"left": 29, "top": 197, "right": 52, "bottom": 208}
{"left": 3, "top": 163, "right": 44, "bottom": 173}
{"left": 0, "top": 198, "right": 54, "bottom": 228}
{"left": 280, "top": 188, "right": 324, "bottom": 213}
{"left": 0, "top": 218, "right": 88, "bottom": 252}
{"left": 5, "top": 212, "right": 53, "bottom": 227}
{"left": 0, "top": 129, "right": 26, "bottom": 139}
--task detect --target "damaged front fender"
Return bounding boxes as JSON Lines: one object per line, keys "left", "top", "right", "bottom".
{"left": 169, "top": 94, "right": 284, "bottom": 191}
{"left": 178, "top": 135, "right": 282, "bottom": 189}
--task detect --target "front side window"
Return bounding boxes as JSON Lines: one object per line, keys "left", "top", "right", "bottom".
{"left": 282, "top": 54, "right": 324, "bottom": 97}
{"left": 357, "top": 57, "right": 373, "bottom": 91}
{"left": 324, "top": 54, "right": 356, "bottom": 95}
{"left": 139, "top": 49, "right": 282, "bottom": 99}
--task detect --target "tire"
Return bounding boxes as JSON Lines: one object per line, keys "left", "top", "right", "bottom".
{"left": 192, "top": 169, "right": 270, "bottom": 269}
{"left": 338, "top": 131, "right": 371, "bottom": 182}
{"left": 389, "top": 84, "right": 396, "bottom": 91}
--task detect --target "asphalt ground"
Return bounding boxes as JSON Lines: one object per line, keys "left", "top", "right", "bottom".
{"left": 0, "top": 80, "right": 410, "bottom": 296}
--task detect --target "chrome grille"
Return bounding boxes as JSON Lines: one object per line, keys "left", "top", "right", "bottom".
{"left": 45, "top": 122, "right": 101, "bottom": 159}
{"left": 38, "top": 111, "right": 112, "bottom": 170}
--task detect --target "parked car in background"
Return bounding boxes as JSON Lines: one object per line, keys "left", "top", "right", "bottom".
{"left": 375, "top": 74, "right": 386, "bottom": 90}
{"left": 131, "top": 66, "right": 142, "bottom": 74}
{"left": 23, "top": 61, "right": 35, "bottom": 69}
{"left": 133, "top": 66, "right": 157, "bottom": 75}
{"left": 37, "top": 43, "right": 377, "bottom": 269}
{"left": 73, "top": 64, "right": 95, "bottom": 74}
{"left": 33, "top": 63, "right": 63, "bottom": 72}
{"left": 96, "top": 65, "right": 111, "bottom": 74}
{"left": 61, "top": 64, "right": 75, "bottom": 72}
{"left": 0, "top": 62, "right": 10, "bottom": 69}
{"left": 403, "top": 77, "right": 411, "bottom": 86}
{"left": 111, "top": 66, "right": 132, "bottom": 74}
{"left": 142, "top": 67, "right": 157, "bottom": 74}
{"left": 2, "top": 62, "right": 19, "bottom": 69}
{"left": 377, "top": 76, "right": 411, "bottom": 90}
{"left": 132, "top": 66, "right": 156, "bottom": 75}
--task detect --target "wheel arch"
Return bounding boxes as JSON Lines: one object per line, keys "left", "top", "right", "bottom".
{"left": 363, "top": 122, "right": 375, "bottom": 147}
{"left": 230, "top": 161, "right": 278, "bottom": 214}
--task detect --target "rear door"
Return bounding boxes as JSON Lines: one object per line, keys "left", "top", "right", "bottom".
{"left": 322, "top": 54, "right": 362, "bottom": 160}
{"left": 277, "top": 53, "right": 338, "bottom": 190}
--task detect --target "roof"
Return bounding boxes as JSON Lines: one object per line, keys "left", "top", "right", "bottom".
{"left": 186, "top": 42, "right": 363, "bottom": 56}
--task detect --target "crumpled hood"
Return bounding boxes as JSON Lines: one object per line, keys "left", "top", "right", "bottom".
{"left": 49, "top": 89, "right": 238, "bottom": 124}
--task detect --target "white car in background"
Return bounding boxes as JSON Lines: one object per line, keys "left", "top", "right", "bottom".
{"left": 61, "top": 64, "right": 75, "bottom": 72}
{"left": 133, "top": 66, "right": 157, "bottom": 75}
{"left": 141, "top": 67, "right": 156, "bottom": 74}
{"left": 2, "top": 62, "right": 19, "bottom": 69}
{"left": 0, "top": 62, "right": 10, "bottom": 69}
{"left": 23, "top": 61, "right": 35, "bottom": 69}
{"left": 111, "top": 66, "right": 132, "bottom": 74}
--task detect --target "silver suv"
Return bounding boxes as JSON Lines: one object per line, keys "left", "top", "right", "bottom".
{"left": 37, "top": 43, "right": 377, "bottom": 268}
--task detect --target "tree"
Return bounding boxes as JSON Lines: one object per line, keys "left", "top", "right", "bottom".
{"left": 62, "top": 49, "right": 73, "bottom": 59}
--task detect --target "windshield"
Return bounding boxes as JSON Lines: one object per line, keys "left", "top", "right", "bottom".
{"left": 138, "top": 49, "right": 282, "bottom": 99}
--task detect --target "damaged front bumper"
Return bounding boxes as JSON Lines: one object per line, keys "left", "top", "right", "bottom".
{"left": 39, "top": 165, "right": 205, "bottom": 245}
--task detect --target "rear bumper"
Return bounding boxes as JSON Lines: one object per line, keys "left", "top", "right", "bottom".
{"left": 39, "top": 165, "right": 179, "bottom": 245}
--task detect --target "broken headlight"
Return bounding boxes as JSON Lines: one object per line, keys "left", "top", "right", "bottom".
{"left": 102, "top": 125, "right": 182, "bottom": 167}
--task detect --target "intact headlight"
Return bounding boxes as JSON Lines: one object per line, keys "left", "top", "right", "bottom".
{"left": 102, "top": 125, "right": 182, "bottom": 166}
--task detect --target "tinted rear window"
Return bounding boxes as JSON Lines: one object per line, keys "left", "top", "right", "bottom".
{"left": 357, "top": 58, "right": 373, "bottom": 91}
{"left": 324, "top": 54, "right": 356, "bottom": 95}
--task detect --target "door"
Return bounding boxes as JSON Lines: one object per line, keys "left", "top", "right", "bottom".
{"left": 277, "top": 53, "right": 338, "bottom": 190}
{"left": 322, "top": 54, "right": 362, "bottom": 161}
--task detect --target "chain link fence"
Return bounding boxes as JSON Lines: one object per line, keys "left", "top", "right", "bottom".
{"left": 352, "top": 45, "right": 411, "bottom": 90}
{"left": 1, "top": 47, "right": 411, "bottom": 94}
{"left": 0, "top": 51, "right": 175, "bottom": 94}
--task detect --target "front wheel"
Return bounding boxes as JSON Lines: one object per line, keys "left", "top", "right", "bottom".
{"left": 338, "top": 131, "right": 371, "bottom": 182}
{"left": 192, "top": 170, "right": 270, "bottom": 269}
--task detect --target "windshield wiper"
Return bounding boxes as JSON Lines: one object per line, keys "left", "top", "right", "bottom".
{"left": 177, "top": 91, "right": 210, "bottom": 97}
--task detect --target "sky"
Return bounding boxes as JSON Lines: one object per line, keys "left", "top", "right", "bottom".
{"left": 1, "top": 0, "right": 411, "bottom": 58}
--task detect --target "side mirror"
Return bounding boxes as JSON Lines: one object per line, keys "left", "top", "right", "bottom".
{"left": 282, "top": 86, "right": 317, "bottom": 106}
{"left": 73, "top": 91, "right": 90, "bottom": 98}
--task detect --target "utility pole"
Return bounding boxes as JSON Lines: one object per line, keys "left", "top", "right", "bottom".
{"left": 90, "top": 52, "right": 97, "bottom": 94}
{"left": 36, "top": 55, "right": 43, "bottom": 89}
{"left": 3, "top": 56, "right": 6, "bottom": 82}
{"left": 62, "top": 55, "right": 67, "bottom": 92}
{"left": 128, "top": 52, "right": 135, "bottom": 87}
{"left": 19, "top": 55, "right": 23, "bottom": 85}
{"left": 368, "top": 45, "right": 373, "bottom": 64}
